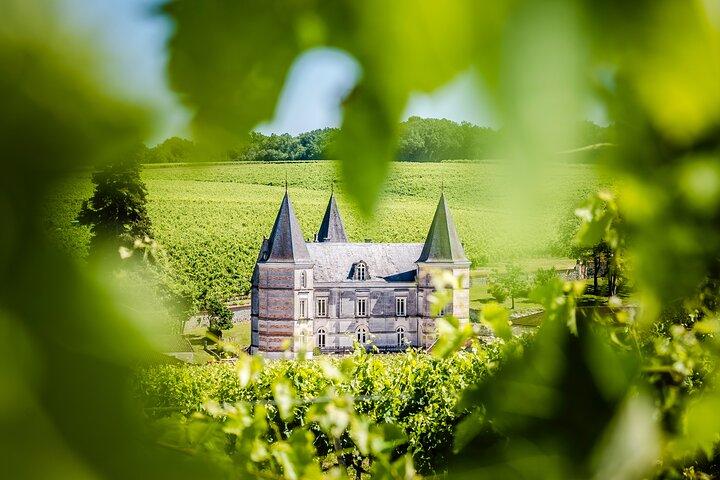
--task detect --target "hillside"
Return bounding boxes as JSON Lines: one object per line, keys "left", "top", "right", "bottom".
{"left": 44, "top": 161, "right": 606, "bottom": 309}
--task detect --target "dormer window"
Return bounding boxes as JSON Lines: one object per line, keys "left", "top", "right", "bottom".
{"left": 354, "top": 262, "right": 367, "bottom": 281}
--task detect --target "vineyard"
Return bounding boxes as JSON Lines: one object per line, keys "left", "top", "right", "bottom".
{"left": 136, "top": 345, "right": 500, "bottom": 474}
{"left": 45, "top": 160, "right": 604, "bottom": 309}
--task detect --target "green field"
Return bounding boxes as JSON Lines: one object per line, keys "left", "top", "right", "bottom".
{"left": 45, "top": 161, "right": 605, "bottom": 309}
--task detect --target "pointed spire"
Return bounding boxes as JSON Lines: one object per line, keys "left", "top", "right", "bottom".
{"left": 417, "top": 193, "right": 468, "bottom": 263}
{"left": 317, "top": 192, "right": 348, "bottom": 243}
{"left": 265, "top": 191, "right": 311, "bottom": 262}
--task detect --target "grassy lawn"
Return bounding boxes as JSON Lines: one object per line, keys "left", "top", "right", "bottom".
{"left": 185, "top": 320, "right": 251, "bottom": 363}
{"left": 470, "top": 282, "right": 542, "bottom": 315}
{"left": 470, "top": 257, "right": 575, "bottom": 316}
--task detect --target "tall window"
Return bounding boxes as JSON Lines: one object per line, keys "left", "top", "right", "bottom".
{"left": 317, "top": 328, "right": 326, "bottom": 348}
{"left": 299, "top": 299, "right": 307, "bottom": 319}
{"left": 396, "top": 327, "right": 405, "bottom": 346}
{"left": 396, "top": 297, "right": 406, "bottom": 317}
{"left": 356, "top": 298, "right": 367, "bottom": 317}
{"left": 299, "top": 330, "right": 308, "bottom": 349}
{"left": 316, "top": 297, "right": 327, "bottom": 317}
{"left": 355, "top": 262, "right": 367, "bottom": 280}
{"left": 356, "top": 326, "right": 368, "bottom": 344}
{"left": 300, "top": 271, "right": 307, "bottom": 288}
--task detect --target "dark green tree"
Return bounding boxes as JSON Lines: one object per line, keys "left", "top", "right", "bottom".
{"left": 77, "top": 150, "right": 153, "bottom": 257}
{"left": 205, "top": 295, "right": 233, "bottom": 338}
{"left": 145, "top": 136, "right": 195, "bottom": 163}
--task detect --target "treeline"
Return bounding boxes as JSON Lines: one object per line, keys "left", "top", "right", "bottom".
{"left": 140, "top": 117, "right": 610, "bottom": 164}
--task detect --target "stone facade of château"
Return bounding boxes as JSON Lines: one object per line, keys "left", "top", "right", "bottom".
{"left": 250, "top": 189, "right": 470, "bottom": 358}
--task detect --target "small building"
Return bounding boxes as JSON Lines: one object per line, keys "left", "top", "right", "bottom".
{"left": 250, "top": 189, "right": 470, "bottom": 358}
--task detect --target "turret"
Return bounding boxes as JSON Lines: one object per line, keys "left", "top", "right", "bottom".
{"left": 250, "top": 190, "right": 314, "bottom": 359}
{"left": 317, "top": 192, "right": 348, "bottom": 243}
{"left": 416, "top": 193, "right": 471, "bottom": 347}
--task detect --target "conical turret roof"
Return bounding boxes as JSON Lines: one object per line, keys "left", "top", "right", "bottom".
{"left": 417, "top": 194, "right": 468, "bottom": 263}
{"left": 265, "top": 191, "right": 311, "bottom": 262}
{"left": 317, "top": 193, "right": 348, "bottom": 243}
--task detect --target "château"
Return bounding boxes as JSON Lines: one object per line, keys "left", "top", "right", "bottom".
{"left": 250, "top": 188, "right": 470, "bottom": 358}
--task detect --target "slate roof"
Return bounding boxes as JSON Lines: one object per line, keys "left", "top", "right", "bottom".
{"left": 417, "top": 194, "right": 469, "bottom": 263}
{"left": 317, "top": 193, "right": 348, "bottom": 242}
{"left": 265, "top": 192, "right": 311, "bottom": 263}
{"left": 307, "top": 243, "right": 423, "bottom": 283}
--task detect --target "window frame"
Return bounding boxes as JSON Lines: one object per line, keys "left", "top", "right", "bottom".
{"left": 355, "top": 262, "right": 367, "bottom": 281}
{"left": 395, "top": 297, "right": 407, "bottom": 317}
{"left": 317, "top": 328, "right": 326, "bottom": 348}
{"left": 316, "top": 297, "right": 328, "bottom": 317}
{"left": 300, "top": 270, "right": 307, "bottom": 288}
{"left": 356, "top": 326, "right": 368, "bottom": 344}
{"left": 356, "top": 297, "right": 368, "bottom": 317}
{"left": 396, "top": 326, "right": 405, "bottom": 346}
{"left": 299, "top": 299, "right": 307, "bottom": 319}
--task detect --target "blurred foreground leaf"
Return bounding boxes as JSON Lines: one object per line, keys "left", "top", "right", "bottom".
{"left": 0, "top": 2, "right": 220, "bottom": 479}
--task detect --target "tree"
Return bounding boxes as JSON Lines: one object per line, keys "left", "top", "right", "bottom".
{"left": 487, "top": 281, "right": 509, "bottom": 303}
{"left": 397, "top": 117, "right": 493, "bottom": 161}
{"left": 145, "top": 136, "right": 196, "bottom": 163}
{"left": 205, "top": 295, "right": 233, "bottom": 338}
{"left": 77, "top": 150, "right": 153, "bottom": 257}
{"left": 488, "top": 264, "right": 530, "bottom": 309}
{"left": 533, "top": 267, "right": 560, "bottom": 291}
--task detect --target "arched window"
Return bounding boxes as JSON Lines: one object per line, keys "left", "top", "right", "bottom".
{"left": 355, "top": 262, "right": 367, "bottom": 281}
{"left": 299, "top": 330, "right": 308, "bottom": 350}
{"left": 300, "top": 271, "right": 307, "bottom": 288}
{"left": 356, "top": 326, "right": 368, "bottom": 344}
{"left": 396, "top": 326, "right": 405, "bottom": 346}
{"left": 317, "top": 328, "right": 326, "bottom": 349}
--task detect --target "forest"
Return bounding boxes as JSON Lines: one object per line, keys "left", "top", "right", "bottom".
{"left": 140, "top": 118, "right": 611, "bottom": 163}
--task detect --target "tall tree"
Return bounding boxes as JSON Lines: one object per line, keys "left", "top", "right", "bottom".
{"left": 77, "top": 149, "right": 153, "bottom": 257}
{"left": 489, "top": 263, "right": 530, "bottom": 310}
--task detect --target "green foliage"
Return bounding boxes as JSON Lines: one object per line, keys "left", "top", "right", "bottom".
{"left": 488, "top": 264, "right": 530, "bottom": 309}
{"left": 203, "top": 295, "right": 233, "bottom": 336}
{"left": 480, "top": 302, "right": 513, "bottom": 341}
{"left": 397, "top": 117, "right": 496, "bottom": 161}
{"left": 231, "top": 129, "right": 338, "bottom": 161}
{"left": 143, "top": 137, "right": 197, "bottom": 164}
{"left": 453, "top": 280, "right": 654, "bottom": 479}
{"left": 141, "top": 119, "right": 609, "bottom": 164}
{"left": 1, "top": 3, "right": 214, "bottom": 479}
{"left": 136, "top": 346, "right": 499, "bottom": 474}
{"left": 140, "top": 353, "right": 418, "bottom": 478}
{"left": 533, "top": 267, "right": 560, "bottom": 291}
{"left": 487, "top": 281, "right": 508, "bottom": 303}
{"left": 77, "top": 152, "right": 153, "bottom": 256}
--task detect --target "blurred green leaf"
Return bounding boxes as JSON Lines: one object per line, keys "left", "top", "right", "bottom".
{"left": 481, "top": 302, "right": 512, "bottom": 341}
{"left": 272, "top": 380, "right": 297, "bottom": 423}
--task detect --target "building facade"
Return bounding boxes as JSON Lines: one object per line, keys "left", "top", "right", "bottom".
{"left": 250, "top": 189, "right": 470, "bottom": 358}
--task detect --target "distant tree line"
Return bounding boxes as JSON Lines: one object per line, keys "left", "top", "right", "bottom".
{"left": 139, "top": 117, "right": 611, "bottom": 163}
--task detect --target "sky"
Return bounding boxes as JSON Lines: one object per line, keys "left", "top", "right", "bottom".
{"left": 57, "top": 0, "right": 602, "bottom": 144}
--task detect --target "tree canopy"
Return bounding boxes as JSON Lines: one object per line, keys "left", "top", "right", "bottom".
{"left": 77, "top": 151, "right": 153, "bottom": 257}
{"left": 140, "top": 119, "right": 610, "bottom": 164}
